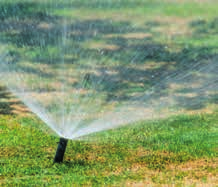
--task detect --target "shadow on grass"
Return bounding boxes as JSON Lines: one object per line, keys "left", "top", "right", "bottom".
{"left": 190, "top": 17, "right": 218, "bottom": 36}
{"left": 0, "top": 85, "right": 13, "bottom": 114}
{"left": 0, "top": 85, "right": 29, "bottom": 115}
{"left": 0, "top": 2, "right": 44, "bottom": 21}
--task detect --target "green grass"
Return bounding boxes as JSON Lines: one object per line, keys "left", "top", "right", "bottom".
{"left": 0, "top": 113, "right": 217, "bottom": 186}
{"left": 50, "top": 0, "right": 218, "bottom": 19}
{"left": 0, "top": 0, "right": 218, "bottom": 186}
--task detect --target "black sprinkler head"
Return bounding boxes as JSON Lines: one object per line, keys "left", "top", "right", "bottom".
{"left": 54, "top": 137, "right": 68, "bottom": 163}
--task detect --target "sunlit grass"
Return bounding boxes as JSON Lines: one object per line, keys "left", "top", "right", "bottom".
{"left": 0, "top": 112, "right": 217, "bottom": 186}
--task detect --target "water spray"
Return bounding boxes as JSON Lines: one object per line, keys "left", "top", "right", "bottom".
{"left": 54, "top": 137, "right": 68, "bottom": 163}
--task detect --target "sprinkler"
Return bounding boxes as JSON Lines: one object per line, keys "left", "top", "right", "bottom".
{"left": 54, "top": 137, "right": 68, "bottom": 163}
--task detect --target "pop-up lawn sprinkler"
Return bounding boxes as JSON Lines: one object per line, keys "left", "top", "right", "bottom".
{"left": 54, "top": 137, "right": 68, "bottom": 163}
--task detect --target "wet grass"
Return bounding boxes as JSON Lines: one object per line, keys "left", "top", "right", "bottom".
{"left": 0, "top": 0, "right": 218, "bottom": 186}
{"left": 0, "top": 112, "right": 217, "bottom": 186}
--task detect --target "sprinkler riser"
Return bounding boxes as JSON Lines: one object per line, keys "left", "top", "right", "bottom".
{"left": 54, "top": 137, "right": 68, "bottom": 163}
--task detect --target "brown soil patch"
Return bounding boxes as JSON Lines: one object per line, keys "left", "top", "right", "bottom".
{"left": 11, "top": 105, "right": 30, "bottom": 116}
{"left": 88, "top": 42, "right": 120, "bottom": 51}
{"left": 167, "top": 158, "right": 218, "bottom": 185}
{"left": 122, "top": 33, "right": 152, "bottom": 39}
{"left": 169, "top": 158, "right": 218, "bottom": 172}
{"left": 123, "top": 158, "right": 218, "bottom": 186}
{"left": 37, "top": 22, "right": 54, "bottom": 30}
{"left": 104, "top": 32, "right": 152, "bottom": 40}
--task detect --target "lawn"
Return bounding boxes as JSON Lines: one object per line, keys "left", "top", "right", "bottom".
{"left": 0, "top": 0, "right": 218, "bottom": 186}
{"left": 0, "top": 113, "right": 217, "bottom": 186}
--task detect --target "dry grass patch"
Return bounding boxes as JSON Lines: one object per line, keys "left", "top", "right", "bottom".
{"left": 153, "top": 16, "right": 193, "bottom": 37}
{"left": 87, "top": 42, "right": 120, "bottom": 51}
{"left": 122, "top": 33, "right": 152, "bottom": 39}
